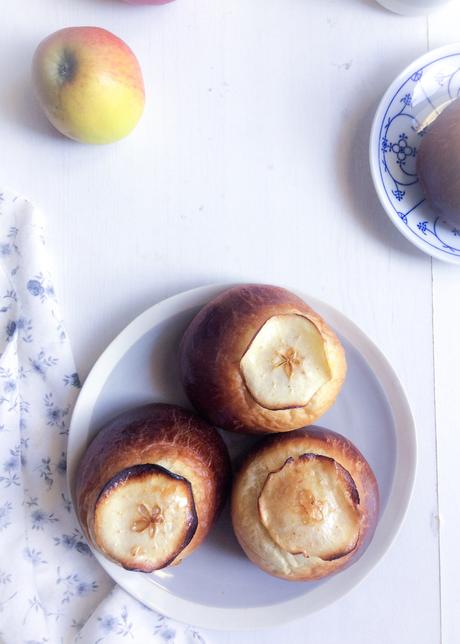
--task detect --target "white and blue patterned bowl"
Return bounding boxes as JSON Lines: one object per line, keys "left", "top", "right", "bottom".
{"left": 370, "top": 43, "right": 460, "bottom": 264}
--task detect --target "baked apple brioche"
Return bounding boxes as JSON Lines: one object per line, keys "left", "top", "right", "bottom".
{"left": 231, "top": 428, "right": 379, "bottom": 581}
{"left": 76, "top": 404, "right": 231, "bottom": 572}
{"left": 180, "top": 284, "right": 346, "bottom": 434}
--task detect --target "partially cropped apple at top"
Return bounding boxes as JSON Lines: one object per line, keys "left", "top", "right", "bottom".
{"left": 32, "top": 27, "right": 145, "bottom": 144}
{"left": 122, "top": 0, "right": 174, "bottom": 4}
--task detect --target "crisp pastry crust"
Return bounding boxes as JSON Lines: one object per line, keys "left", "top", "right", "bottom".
{"left": 180, "top": 284, "right": 347, "bottom": 434}
{"left": 75, "top": 403, "right": 231, "bottom": 572}
{"left": 231, "top": 427, "right": 379, "bottom": 581}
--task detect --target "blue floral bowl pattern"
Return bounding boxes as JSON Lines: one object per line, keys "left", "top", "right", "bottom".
{"left": 370, "top": 44, "right": 460, "bottom": 264}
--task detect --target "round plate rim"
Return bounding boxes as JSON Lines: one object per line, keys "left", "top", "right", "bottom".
{"left": 369, "top": 42, "right": 460, "bottom": 265}
{"left": 67, "top": 283, "right": 417, "bottom": 631}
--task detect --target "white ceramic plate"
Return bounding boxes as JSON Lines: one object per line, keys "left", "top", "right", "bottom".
{"left": 67, "top": 284, "right": 416, "bottom": 631}
{"left": 370, "top": 43, "right": 460, "bottom": 264}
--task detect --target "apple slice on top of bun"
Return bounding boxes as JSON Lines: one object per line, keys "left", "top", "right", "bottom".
{"left": 76, "top": 404, "right": 230, "bottom": 572}
{"left": 231, "top": 428, "right": 379, "bottom": 581}
{"left": 180, "top": 284, "right": 346, "bottom": 434}
{"left": 93, "top": 463, "right": 198, "bottom": 571}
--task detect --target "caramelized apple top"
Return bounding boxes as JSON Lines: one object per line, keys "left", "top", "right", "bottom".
{"left": 240, "top": 314, "right": 331, "bottom": 410}
{"left": 231, "top": 427, "right": 379, "bottom": 581}
{"left": 94, "top": 463, "right": 198, "bottom": 572}
{"left": 258, "top": 454, "right": 361, "bottom": 561}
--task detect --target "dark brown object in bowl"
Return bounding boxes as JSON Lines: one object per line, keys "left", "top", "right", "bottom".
{"left": 417, "top": 98, "right": 460, "bottom": 225}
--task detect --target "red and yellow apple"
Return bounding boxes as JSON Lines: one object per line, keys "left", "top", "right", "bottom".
{"left": 122, "top": 1, "right": 174, "bottom": 4}
{"left": 32, "top": 27, "right": 145, "bottom": 144}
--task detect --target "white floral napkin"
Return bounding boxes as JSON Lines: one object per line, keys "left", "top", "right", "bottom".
{"left": 0, "top": 190, "right": 208, "bottom": 644}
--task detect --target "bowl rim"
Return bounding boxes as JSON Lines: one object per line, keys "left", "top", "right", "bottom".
{"left": 369, "top": 42, "right": 460, "bottom": 265}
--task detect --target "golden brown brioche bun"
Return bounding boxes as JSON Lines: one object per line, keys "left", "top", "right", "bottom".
{"left": 180, "top": 284, "right": 346, "bottom": 434}
{"left": 75, "top": 403, "right": 231, "bottom": 572}
{"left": 231, "top": 427, "right": 379, "bottom": 581}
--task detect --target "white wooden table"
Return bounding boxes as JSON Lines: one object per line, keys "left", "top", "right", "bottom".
{"left": 0, "top": 1, "right": 458, "bottom": 642}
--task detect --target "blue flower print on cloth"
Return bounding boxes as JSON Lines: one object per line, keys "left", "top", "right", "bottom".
{"left": 0, "top": 191, "right": 209, "bottom": 644}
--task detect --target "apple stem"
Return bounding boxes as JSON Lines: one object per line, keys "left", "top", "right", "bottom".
{"left": 58, "top": 50, "right": 77, "bottom": 83}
